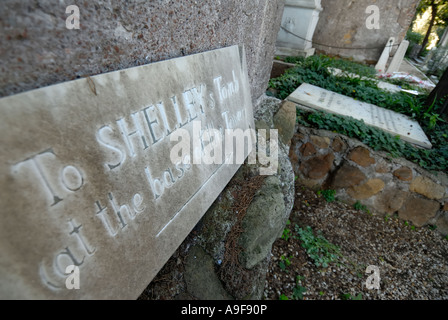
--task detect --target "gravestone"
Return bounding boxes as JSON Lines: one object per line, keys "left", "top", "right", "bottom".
{"left": 287, "top": 83, "right": 432, "bottom": 149}
{"left": 386, "top": 40, "right": 410, "bottom": 74}
{"left": 375, "top": 37, "right": 395, "bottom": 73}
{"left": 0, "top": 45, "right": 255, "bottom": 299}
{"left": 276, "top": 0, "right": 323, "bottom": 57}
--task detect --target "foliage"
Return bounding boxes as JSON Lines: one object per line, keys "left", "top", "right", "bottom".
{"left": 406, "top": 30, "right": 425, "bottom": 45}
{"left": 341, "top": 293, "right": 363, "bottom": 300}
{"left": 278, "top": 255, "right": 293, "bottom": 271}
{"left": 353, "top": 201, "right": 370, "bottom": 214}
{"left": 295, "top": 225, "right": 341, "bottom": 268}
{"left": 296, "top": 108, "right": 448, "bottom": 172}
{"left": 317, "top": 189, "right": 336, "bottom": 203}
{"left": 281, "top": 220, "right": 292, "bottom": 241}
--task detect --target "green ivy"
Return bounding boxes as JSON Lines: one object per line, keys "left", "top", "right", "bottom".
{"left": 296, "top": 108, "right": 448, "bottom": 172}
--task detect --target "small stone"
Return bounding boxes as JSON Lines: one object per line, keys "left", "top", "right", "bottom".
{"left": 393, "top": 167, "right": 413, "bottom": 181}
{"left": 443, "top": 202, "right": 448, "bottom": 211}
{"left": 331, "top": 162, "right": 366, "bottom": 189}
{"left": 331, "top": 136, "right": 347, "bottom": 153}
{"left": 293, "top": 133, "right": 306, "bottom": 142}
{"left": 374, "top": 189, "right": 409, "bottom": 214}
{"left": 347, "top": 179, "right": 385, "bottom": 200}
{"left": 410, "top": 176, "right": 445, "bottom": 200}
{"left": 348, "top": 146, "right": 376, "bottom": 167}
{"left": 299, "top": 142, "right": 317, "bottom": 157}
{"left": 273, "top": 101, "right": 297, "bottom": 145}
{"left": 310, "top": 135, "right": 331, "bottom": 149}
{"left": 398, "top": 196, "right": 440, "bottom": 227}
{"left": 300, "top": 152, "right": 335, "bottom": 180}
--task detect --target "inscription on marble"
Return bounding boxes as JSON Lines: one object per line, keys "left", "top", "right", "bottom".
{"left": 0, "top": 46, "right": 254, "bottom": 299}
{"left": 287, "top": 84, "right": 432, "bottom": 149}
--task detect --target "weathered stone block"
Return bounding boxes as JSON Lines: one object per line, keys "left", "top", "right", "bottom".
{"left": 331, "top": 162, "right": 366, "bottom": 189}
{"left": 398, "top": 196, "right": 440, "bottom": 227}
{"left": 299, "top": 142, "right": 317, "bottom": 157}
{"left": 393, "top": 167, "right": 413, "bottom": 181}
{"left": 348, "top": 146, "right": 376, "bottom": 168}
{"left": 273, "top": 101, "right": 297, "bottom": 145}
{"left": 374, "top": 189, "right": 409, "bottom": 215}
{"left": 184, "top": 246, "right": 232, "bottom": 300}
{"left": 410, "top": 176, "right": 445, "bottom": 200}
{"left": 310, "top": 135, "right": 331, "bottom": 149}
{"left": 300, "top": 152, "right": 335, "bottom": 180}
{"left": 347, "top": 179, "right": 385, "bottom": 200}
{"left": 331, "top": 136, "right": 347, "bottom": 153}
{"left": 239, "top": 176, "right": 285, "bottom": 269}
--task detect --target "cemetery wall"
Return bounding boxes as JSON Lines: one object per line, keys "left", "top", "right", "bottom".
{"left": 289, "top": 120, "right": 448, "bottom": 236}
{"left": 0, "top": 0, "right": 284, "bottom": 108}
{"left": 312, "top": 0, "right": 420, "bottom": 63}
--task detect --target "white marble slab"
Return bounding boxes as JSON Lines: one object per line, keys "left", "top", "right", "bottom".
{"left": 0, "top": 45, "right": 255, "bottom": 299}
{"left": 287, "top": 83, "right": 432, "bottom": 149}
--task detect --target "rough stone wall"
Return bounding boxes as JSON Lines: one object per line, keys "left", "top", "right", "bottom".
{"left": 0, "top": 0, "right": 284, "bottom": 107}
{"left": 312, "top": 0, "right": 420, "bottom": 63}
{"left": 289, "top": 123, "right": 448, "bottom": 235}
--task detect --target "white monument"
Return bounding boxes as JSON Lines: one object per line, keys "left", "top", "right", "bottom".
{"left": 375, "top": 37, "right": 395, "bottom": 73}
{"left": 386, "top": 40, "right": 410, "bottom": 74}
{"left": 276, "top": 0, "right": 323, "bottom": 57}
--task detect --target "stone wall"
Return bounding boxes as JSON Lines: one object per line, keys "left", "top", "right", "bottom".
{"left": 0, "top": 0, "right": 284, "bottom": 108}
{"left": 289, "top": 115, "right": 448, "bottom": 235}
{"left": 312, "top": 0, "right": 420, "bottom": 63}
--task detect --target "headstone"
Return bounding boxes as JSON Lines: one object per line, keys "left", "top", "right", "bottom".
{"left": 0, "top": 45, "right": 255, "bottom": 299}
{"left": 276, "top": 0, "right": 323, "bottom": 57}
{"left": 375, "top": 37, "right": 395, "bottom": 73}
{"left": 328, "top": 67, "right": 402, "bottom": 93}
{"left": 386, "top": 40, "right": 410, "bottom": 74}
{"left": 287, "top": 83, "right": 432, "bottom": 149}
{"left": 409, "top": 44, "right": 422, "bottom": 60}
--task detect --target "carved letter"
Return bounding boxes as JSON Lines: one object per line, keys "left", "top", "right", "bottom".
{"left": 96, "top": 126, "right": 127, "bottom": 170}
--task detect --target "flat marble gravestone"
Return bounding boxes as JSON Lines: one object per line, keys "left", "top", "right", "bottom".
{"left": 287, "top": 83, "right": 432, "bottom": 149}
{"left": 0, "top": 45, "right": 254, "bottom": 299}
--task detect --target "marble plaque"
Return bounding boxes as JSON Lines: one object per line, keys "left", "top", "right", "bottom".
{"left": 0, "top": 45, "right": 255, "bottom": 299}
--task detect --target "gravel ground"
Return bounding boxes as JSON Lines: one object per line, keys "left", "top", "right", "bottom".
{"left": 140, "top": 183, "right": 448, "bottom": 301}
{"left": 264, "top": 184, "right": 448, "bottom": 300}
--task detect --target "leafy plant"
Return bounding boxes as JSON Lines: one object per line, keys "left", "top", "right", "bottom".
{"left": 341, "top": 293, "right": 363, "bottom": 300}
{"left": 281, "top": 221, "right": 292, "bottom": 241}
{"left": 295, "top": 225, "right": 341, "bottom": 268}
{"left": 353, "top": 201, "right": 370, "bottom": 213}
{"left": 279, "top": 255, "right": 293, "bottom": 271}
{"left": 279, "top": 294, "right": 289, "bottom": 300}
{"left": 296, "top": 108, "right": 448, "bottom": 172}
{"left": 317, "top": 189, "right": 336, "bottom": 203}
{"left": 292, "top": 286, "right": 307, "bottom": 300}
{"left": 292, "top": 275, "right": 307, "bottom": 300}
